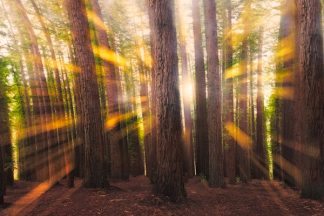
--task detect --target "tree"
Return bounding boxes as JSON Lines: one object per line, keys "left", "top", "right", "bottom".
{"left": 88, "top": 0, "right": 124, "bottom": 180}
{"left": 224, "top": 0, "right": 236, "bottom": 184}
{"left": 176, "top": 0, "right": 194, "bottom": 179}
{"left": 192, "top": 0, "right": 209, "bottom": 178}
{"left": 238, "top": 0, "right": 252, "bottom": 183}
{"left": 255, "top": 28, "right": 268, "bottom": 179}
{"left": 203, "top": 0, "right": 224, "bottom": 187}
{"left": 295, "top": 0, "right": 324, "bottom": 199}
{"left": 148, "top": 0, "right": 186, "bottom": 201}
{"left": 65, "top": 0, "right": 107, "bottom": 188}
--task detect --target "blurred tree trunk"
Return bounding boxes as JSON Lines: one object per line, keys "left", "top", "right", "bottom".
{"left": 12, "top": 0, "right": 51, "bottom": 182}
{"left": 65, "top": 0, "right": 107, "bottom": 188}
{"left": 89, "top": 0, "right": 124, "bottom": 180}
{"left": 277, "top": 0, "right": 297, "bottom": 186}
{"left": 192, "top": 0, "right": 209, "bottom": 178}
{"left": 148, "top": 0, "right": 186, "bottom": 202}
{"left": 176, "top": 1, "right": 194, "bottom": 179}
{"left": 224, "top": 0, "right": 236, "bottom": 184}
{"left": 255, "top": 28, "right": 268, "bottom": 179}
{"left": 238, "top": 0, "right": 252, "bottom": 183}
{"left": 147, "top": 0, "right": 157, "bottom": 184}
{"left": 203, "top": 0, "right": 224, "bottom": 187}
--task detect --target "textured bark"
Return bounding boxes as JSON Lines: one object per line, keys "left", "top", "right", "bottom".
{"left": 203, "top": 0, "right": 224, "bottom": 187}
{"left": 148, "top": 0, "right": 186, "bottom": 201}
{"left": 224, "top": 0, "right": 236, "bottom": 184}
{"left": 255, "top": 29, "right": 268, "bottom": 179}
{"left": 192, "top": 0, "right": 209, "bottom": 177}
{"left": 295, "top": 0, "right": 324, "bottom": 199}
{"left": 65, "top": 0, "right": 107, "bottom": 188}
{"left": 89, "top": 0, "right": 123, "bottom": 180}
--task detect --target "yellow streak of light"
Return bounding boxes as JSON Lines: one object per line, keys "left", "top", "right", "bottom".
{"left": 87, "top": 10, "right": 110, "bottom": 33}
{"left": 273, "top": 154, "right": 301, "bottom": 182}
{"left": 225, "top": 122, "right": 252, "bottom": 150}
{"left": 17, "top": 117, "right": 75, "bottom": 140}
{"left": 275, "top": 71, "right": 294, "bottom": 84}
{"left": 93, "top": 46, "right": 127, "bottom": 67}
{"left": 3, "top": 163, "right": 76, "bottom": 216}
{"left": 272, "top": 87, "right": 294, "bottom": 100}
{"left": 105, "top": 107, "right": 149, "bottom": 131}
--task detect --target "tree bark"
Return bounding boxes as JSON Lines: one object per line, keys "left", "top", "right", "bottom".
{"left": 148, "top": 0, "right": 186, "bottom": 201}
{"left": 224, "top": 0, "right": 236, "bottom": 184}
{"left": 295, "top": 0, "right": 324, "bottom": 199}
{"left": 255, "top": 28, "right": 268, "bottom": 179}
{"left": 65, "top": 0, "right": 108, "bottom": 188}
{"left": 203, "top": 0, "right": 224, "bottom": 187}
{"left": 192, "top": 0, "right": 209, "bottom": 178}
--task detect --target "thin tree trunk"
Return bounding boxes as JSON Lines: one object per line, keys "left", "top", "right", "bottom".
{"left": 238, "top": 0, "right": 252, "bottom": 183}
{"left": 255, "top": 28, "right": 268, "bottom": 179}
{"left": 192, "top": 0, "right": 209, "bottom": 178}
{"left": 224, "top": 0, "right": 236, "bottom": 184}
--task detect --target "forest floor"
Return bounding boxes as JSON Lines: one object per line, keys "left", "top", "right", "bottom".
{"left": 1, "top": 176, "right": 324, "bottom": 216}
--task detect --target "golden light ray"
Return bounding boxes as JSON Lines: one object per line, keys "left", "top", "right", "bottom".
{"left": 272, "top": 154, "right": 301, "bottom": 182}
{"left": 225, "top": 122, "right": 252, "bottom": 150}
{"left": 272, "top": 87, "right": 294, "bottom": 100}
{"left": 92, "top": 46, "right": 127, "bottom": 67}
{"left": 86, "top": 10, "right": 111, "bottom": 33}
{"left": 17, "top": 117, "right": 75, "bottom": 140}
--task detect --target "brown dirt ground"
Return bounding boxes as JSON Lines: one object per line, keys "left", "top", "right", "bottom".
{"left": 1, "top": 176, "right": 324, "bottom": 216}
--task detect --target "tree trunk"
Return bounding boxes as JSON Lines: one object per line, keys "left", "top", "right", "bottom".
{"left": 148, "top": 0, "right": 186, "bottom": 202}
{"left": 295, "top": 0, "right": 324, "bottom": 199}
{"left": 203, "top": 0, "right": 224, "bottom": 187}
{"left": 255, "top": 28, "right": 268, "bottom": 179}
{"left": 278, "top": 0, "right": 297, "bottom": 186}
{"left": 192, "top": 0, "right": 209, "bottom": 178}
{"left": 176, "top": 1, "right": 194, "bottom": 179}
{"left": 88, "top": 0, "right": 123, "bottom": 180}
{"left": 224, "top": 0, "right": 236, "bottom": 184}
{"left": 238, "top": 0, "right": 252, "bottom": 183}
{"left": 65, "top": 0, "right": 107, "bottom": 188}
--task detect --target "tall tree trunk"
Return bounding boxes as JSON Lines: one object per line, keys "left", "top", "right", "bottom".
{"left": 255, "top": 28, "right": 268, "bottom": 179}
{"left": 192, "top": 0, "right": 209, "bottom": 178}
{"left": 88, "top": 0, "right": 123, "bottom": 180}
{"left": 147, "top": 0, "right": 157, "bottom": 183}
{"left": 224, "top": 0, "right": 236, "bottom": 184}
{"left": 238, "top": 0, "right": 252, "bottom": 183}
{"left": 203, "top": 0, "right": 224, "bottom": 187}
{"left": 148, "top": 0, "right": 186, "bottom": 201}
{"left": 278, "top": 0, "right": 297, "bottom": 186}
{"left": 295, "top": 0, "right": 324, "bottom": 199}
{"left": 176, "top": 1, "right": 194, "bottom": 179}
{"left": 65, "top": 0, "right": 108, "bottom": 188}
